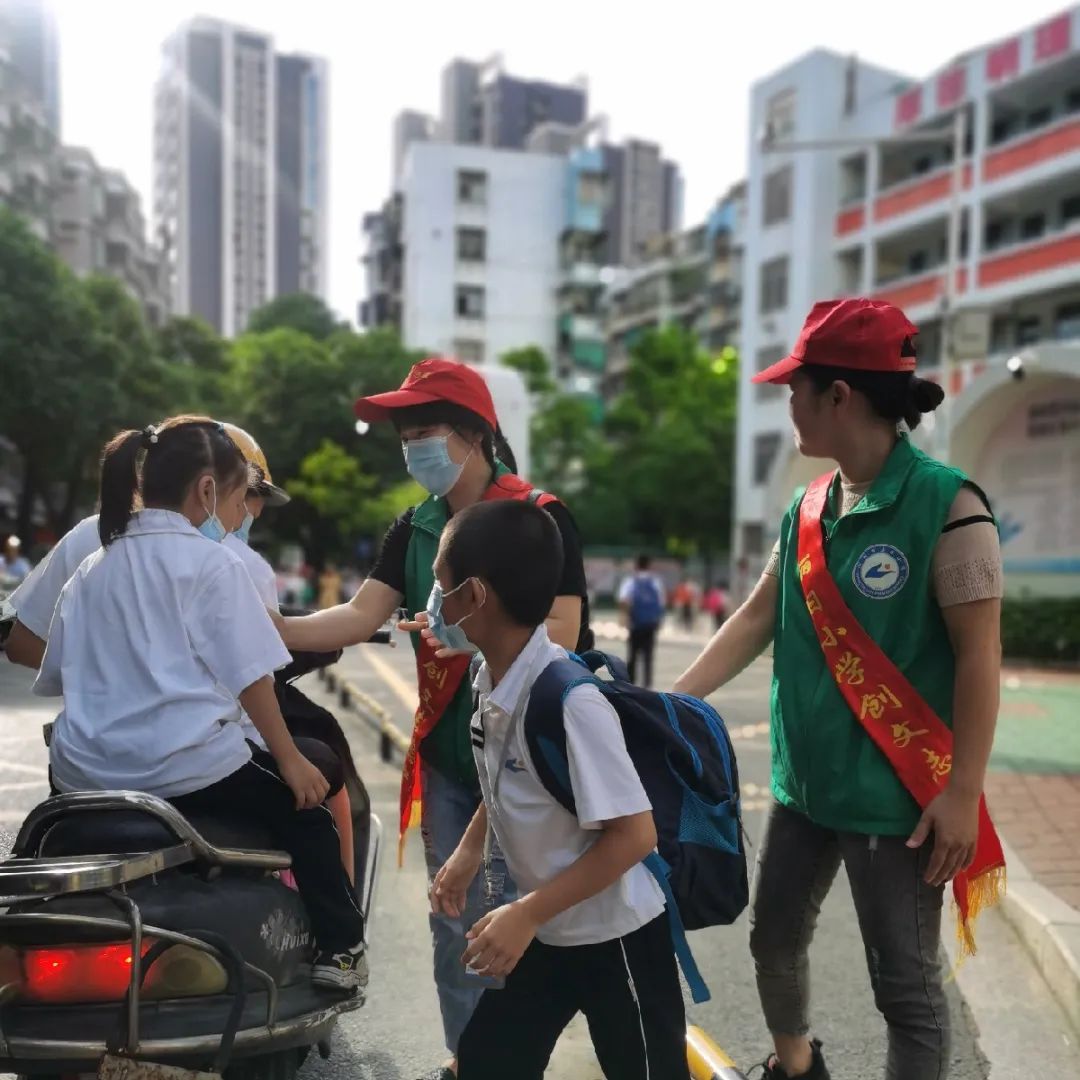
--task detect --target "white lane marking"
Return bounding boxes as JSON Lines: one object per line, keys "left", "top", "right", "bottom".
{"left": 362, "top": 650, "right": 419, "bottom": 714}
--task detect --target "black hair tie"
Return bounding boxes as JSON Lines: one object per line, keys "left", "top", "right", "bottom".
{"left": 142, "top": 425, "right": 160, "bottom": 448}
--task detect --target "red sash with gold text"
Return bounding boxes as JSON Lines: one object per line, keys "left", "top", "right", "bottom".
{"left": 398, "top": 476, "right": 558, "bottom": 861}
{"left": 797, "top": 472, "right": 1005, "bottom": 956}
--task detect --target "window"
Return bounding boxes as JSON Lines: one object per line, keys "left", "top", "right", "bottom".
{"left": 1062, "top": 195, "right": 1080, "bottom": 225}
{"left": 455, "top": 285, "right": 485, "bottom": 320}
{"left": 766, "top": 89, "right": 796, "bottom": 142}
{"left": 907, "top": 250, "right": 928, "bottom": 275}
{"left": 763, "top": 166, "right": 792, "bottom": 226}
{"left": 759, "top": 257, "right": 789, "bottom": 314}
{"left": 1055, "top": 303, "right": 1080, "bottom": 340}
{"left": 1017, "top": 315, "right": 1042, "bottom": 345}
{"left": 984, "top": 220, "right": 1007, "bottom": 251}
{"left": 1021, "top": 213, "right": 1046, "bottom": 241}
{"left": 752, "top": 432, "right": 782, "bottom": 486}
{"left": 1067, "top": 87, "right": 1080, "bottom": 114}
{"left": 1027, "top": 105, "right": 1053, "bottom": 129}
{"left": 453, "top": 338, "right": 485, "bottom": 364}
{"left": 741, "top": 523, "right": 766, "bottom": 558}
{"left": 457, "top": 169, "right": 488, "bottom": 206}
{"left": 456, "top": 227, "right": 486, "bottom": 263}
{"left": 755, "top": 346, "right": 787, "bottom": 401}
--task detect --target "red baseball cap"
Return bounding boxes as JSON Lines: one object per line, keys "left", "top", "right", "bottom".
{"left": 753, "top": 298, "right": 918, "bottom": 385}
{"left": 354, "top": 356, "right": 498, "bottom": 428}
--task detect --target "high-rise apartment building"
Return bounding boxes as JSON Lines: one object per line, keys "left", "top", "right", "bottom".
{"left": 154, "top": 18, "right": 328, "bottom": 337}
{"left": 1, "top": 0, "right": 59, "bottom": 134}
{"left": 601, "top": 139, "right": 683, "bottom": 266}
{"left": 275, "top": 52, "right": 328, "bottom": 298}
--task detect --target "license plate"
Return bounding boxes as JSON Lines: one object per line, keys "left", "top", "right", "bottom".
{"left": 98, "top": 1053, "right": 218, "bottom": 1080}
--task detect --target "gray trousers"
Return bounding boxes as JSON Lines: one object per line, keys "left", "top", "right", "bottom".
{"left": 749, "top": 800, "right": 950, "bottom": 1080}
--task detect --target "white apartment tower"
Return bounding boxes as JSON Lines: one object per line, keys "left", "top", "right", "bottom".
{"left": 154, "top": 19, "right": 328, "bottom": 337}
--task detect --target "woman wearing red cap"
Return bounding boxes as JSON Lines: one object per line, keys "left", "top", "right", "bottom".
{"left": 675, "top": 298, "right": 1005, "bottom": 1080}
{"left": 281, "top": 357, "right": 591, "bottom": 1080}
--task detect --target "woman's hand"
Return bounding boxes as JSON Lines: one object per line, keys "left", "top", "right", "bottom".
{"left": 398, "top": 611, "right": 474, "bottom": 659}
{"left": 278, "top": 750, "right": 330, "bottom": 810}
{"left": 907, "top": 787, "right": 981, "bottom": 886}
{"left": 461, "top": 900, "right": 539, "bottom": 978}
{"left": 431, "top": 841, "right": 484, "bottom": 918}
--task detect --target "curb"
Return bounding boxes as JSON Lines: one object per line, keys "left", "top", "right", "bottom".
{"left": 316, "top": 666, "right": 411, "bottom": 761}
{"left": 997, "top": 838, "right": 1080, "bottom": 1035}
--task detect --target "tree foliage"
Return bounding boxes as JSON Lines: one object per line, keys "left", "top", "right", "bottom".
{"left": 246, "top": 292, "right": 346, "bottom": 341}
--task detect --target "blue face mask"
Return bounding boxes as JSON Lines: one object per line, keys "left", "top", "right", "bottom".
{"left": 234, "top": 510, "right": 254, "bottom": 544}
{"left": 197, "top": 479, "right": 228, "bottom": 544}
{"left": 403, "top": 436, "right": 470, "bottom": 497}
{"left": 425, "top": 579, "right": 484, "bottom": 654}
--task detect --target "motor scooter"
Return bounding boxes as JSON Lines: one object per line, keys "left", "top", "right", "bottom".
{"left": 0, "top": 635, "right": 389, "bottom": 1080}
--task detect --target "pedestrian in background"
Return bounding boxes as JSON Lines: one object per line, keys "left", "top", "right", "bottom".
{"left": 618, "top": 554, "right": 665, "bottom": 688}
{"left": 703, "top": 582, "right": 728, "bottom": 631}
{"left": 671, "top": 575, "right": 698, "bottom": 631}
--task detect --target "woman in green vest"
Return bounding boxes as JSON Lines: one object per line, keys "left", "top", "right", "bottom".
{"left": 675, "top": 298, "right": 1004, "bottom": 1080}
{"left": 281, "top": 357, "right": 591, "bottom": 1080}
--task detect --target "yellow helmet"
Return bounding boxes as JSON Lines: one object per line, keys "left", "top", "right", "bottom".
{"left": 221, "top": 423, "right": 290, "bottom": 507}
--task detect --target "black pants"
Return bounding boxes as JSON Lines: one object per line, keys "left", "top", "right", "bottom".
{"left": 170, "top": 739, "right": 364, "bottom": 954}
{"left": 627, "top": 625, "right": 658, "bottom": 688}
{"left": 457, "top": 914, "right": 688, "bottom": 1080}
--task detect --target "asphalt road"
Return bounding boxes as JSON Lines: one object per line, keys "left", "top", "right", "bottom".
{"left": 2, "top": 634, "right": 1078, "bottom": 1079}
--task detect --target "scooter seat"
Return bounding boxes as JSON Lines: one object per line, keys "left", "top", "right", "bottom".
{"left": 40, "top": 810, "right": 277, "bottom": 859}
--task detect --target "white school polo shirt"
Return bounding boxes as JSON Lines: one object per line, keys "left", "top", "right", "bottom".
{"left": 34, "top": 509, "right": 291, "bottom": 798}
{"left": 471, "top": 626, "right": 665, "bottom": 947}
{"left": 224, "top": 533, "right": 279, "bottom": 610}
{"left": 9, "top": 515, "right": 101, "bottom": 638}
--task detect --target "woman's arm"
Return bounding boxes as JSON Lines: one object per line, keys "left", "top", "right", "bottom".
{"left": 545, "top": 594, "right": 582, "bottom": 651}
{"left": 907, "top": 597, "right": 1001, "bottom": 886}
{"left": 279, "top": 578, "right": 402, "bottom": 652}
{"left": 673, "top": 572, "right": 778, "bottom": 697}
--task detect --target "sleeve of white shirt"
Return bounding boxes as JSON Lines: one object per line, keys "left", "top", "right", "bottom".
{"left": 562, "top": 683, "right": 653, "bottom": 830}
{"left": 187, "top": 556, "right": 291, "bottom": 698}
{"left": 617, "top": 576, "right": 634, "bottom": 604}
{"left": 10, "top": 517, "right": 100, "bottom": 639}
{"left": 32, "top": 577, "right": 75, "bottom": 697}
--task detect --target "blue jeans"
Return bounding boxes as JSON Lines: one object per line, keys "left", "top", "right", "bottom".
{"left": 421, "top": 761, "right": 517, "bottom": 1055}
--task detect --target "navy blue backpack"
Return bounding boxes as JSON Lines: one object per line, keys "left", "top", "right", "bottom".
{"left": 523, "top": 649, "right": 748, "bottom": 1003}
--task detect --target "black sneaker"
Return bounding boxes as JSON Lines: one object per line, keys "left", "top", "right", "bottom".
{"left": 414, "top": 1069, "right": 455, "bottom": 1080}
{"left": 312, "top": 945, "right": 368, "bottom": 992}
{"left": 759, "top": 1039, "right": 830, "bottom": 1080}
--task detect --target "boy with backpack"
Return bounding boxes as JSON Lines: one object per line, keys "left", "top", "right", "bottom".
{"left": 428, "top": 501, "right": 692, "bottom": 1080}
{"left": 618, "top": 554, "right": 666, "bottom": 687}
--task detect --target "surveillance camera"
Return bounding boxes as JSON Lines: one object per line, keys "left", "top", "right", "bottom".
{"left": 1006, "top": 354, "right": 1025, "bottom": 380}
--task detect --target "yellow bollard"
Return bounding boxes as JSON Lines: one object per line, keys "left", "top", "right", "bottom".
{"left": 686, "top": 1024, "right": 748, "bottom": 1080}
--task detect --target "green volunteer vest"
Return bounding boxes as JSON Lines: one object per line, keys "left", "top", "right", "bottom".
{"left": 771, "top": 436, "right": 970, "bottom": 835}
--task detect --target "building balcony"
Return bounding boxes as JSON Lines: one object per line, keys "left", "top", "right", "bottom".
{"left": 835, "top": 204, "right": 866, "bottom": 237}
{"left": 978, "top": 223, "right": 1080, "bottom": 290}
{"left": 870, "top": 266, "right": 968, "bottom": 312}
{"left": 983, "top": 115, "right": 1080, "bottom": 184}
{"left": 560, "top": 262, "right": 604, "bottom": 290}
{"left": 873, "top": 163, "right": 973, "bottom": 225}
{"left": 561, "top": 313, "right": 604, "bottom": 341}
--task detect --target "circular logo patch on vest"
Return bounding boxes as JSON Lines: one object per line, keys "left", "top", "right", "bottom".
{"left": 852, "top": 544, "right": 909, "bottom": 600}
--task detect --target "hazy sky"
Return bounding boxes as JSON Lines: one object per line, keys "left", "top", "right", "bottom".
{"left": 55, "top": 0, "right": 1068, "bottom": 324}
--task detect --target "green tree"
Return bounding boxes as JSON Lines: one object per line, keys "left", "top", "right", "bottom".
{"left": 156, "top": 316, "right": 229, "bottom": 413}
{"left": 501, "top": 345, "right": 556, "bottom": 395}
{"left": 246, "top": 292, "right": 346, "bottom": 341}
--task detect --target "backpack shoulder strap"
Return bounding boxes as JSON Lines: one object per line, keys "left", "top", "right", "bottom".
{"left": 523, "top": 657, "right": 595, "bottom": 816}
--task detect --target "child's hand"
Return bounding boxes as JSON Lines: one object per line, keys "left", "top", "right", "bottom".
{"left": 279, "top": 750, "right": 330, "bottom": 810}
{"left": 461, "top": 900, "right": 538, "bottom": 979}
{"left": 431, "top": 844, "right": 483, "bottom": 917}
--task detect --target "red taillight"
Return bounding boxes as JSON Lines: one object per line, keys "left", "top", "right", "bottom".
{"left": 21, "top": 941, "right": 152, "bottom": 1003}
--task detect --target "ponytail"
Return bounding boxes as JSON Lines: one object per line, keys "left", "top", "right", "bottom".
{"left": 97, "top": 416, "right": 248, "bottom": 548}
{"left": 493, "top": 424, "right": 518, "bottom": 474}
{"left": 98, "top": 430, "right": 145, "bottom": 547}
